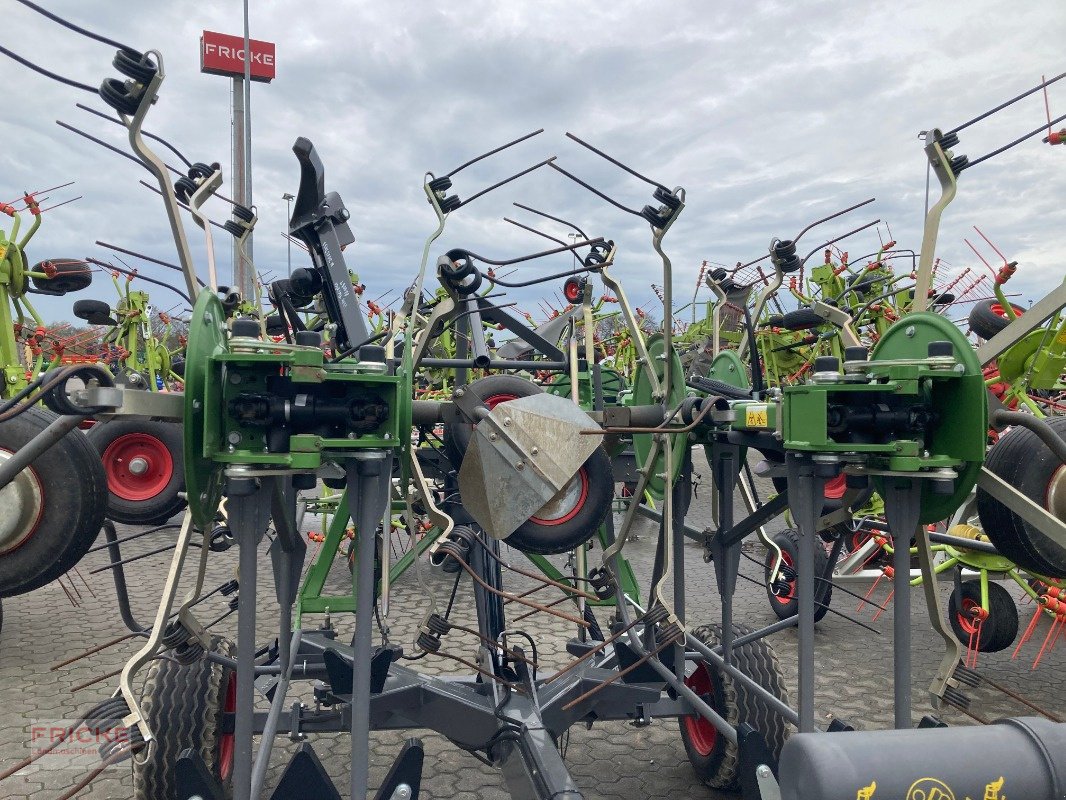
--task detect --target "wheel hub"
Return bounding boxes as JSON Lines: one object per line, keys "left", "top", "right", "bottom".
{"left": 1046, "top": 465, "right": 1066, "bottom": 522}
{"left": 682, "top": 664, "right": 719, "bottom": 757}
{"left": 531, "top": 471, "right": 586, "bottom": 524}
{"left": 102, "top": 432, "right": 174, "bottom": 501}
{"left": 0, "top": 449, "right": 44, "bottom": 554}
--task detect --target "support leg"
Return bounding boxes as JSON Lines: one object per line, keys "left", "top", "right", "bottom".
{"left": 709, "top": 442, "right": 742, "bottom": 664}
{"left": 880, "top": 477, "right": 924, "bottom": 729}
{"left": 346, "top": 452, "right": 392, "bottom": 800}
{"left": 783, "top": 455, "right": 825, "bottom": 733}
{"left": 227, "top": 476, "right": 273, "bottom": 800}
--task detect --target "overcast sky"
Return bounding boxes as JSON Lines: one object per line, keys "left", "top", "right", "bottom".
{"left": 2, "top": 0, "right": 1064, "bottom": 327}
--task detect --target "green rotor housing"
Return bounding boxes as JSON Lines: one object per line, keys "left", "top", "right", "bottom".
{"left": 631, "top": 334, "right": 687, "bottom": 500}
{"left": 183, "top": 290, "right": 410, "bottom": 528}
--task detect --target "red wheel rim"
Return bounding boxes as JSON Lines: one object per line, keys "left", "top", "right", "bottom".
{"left": 823, "top": 473, "right": 847, "bottom": 501}
{"left": 564, "top": 278, "right": 583, "bottom": 303}
{"left": 463, "top": 393, "right": 518, "bottom": 434}
{"left": 530, "top": 469, "right": 589, "bottom": 526}
{"left": 217, "top": 672, "right": 236, "bottom": 781}
{"left": 101, "top": 432, "right": 174, "bottom": 501}
{"left": 851, "top": 530, "right": 868, "bottom": 552}
{"left": 682, "top": 664, "right": 718, "bottom": 756}
{"left": 484, "top": 393, "right": 518, "bottom": 410}
{"left": 956, "top": 597, "right": 981, "bottom": 635}
{"left": 989, "top": 303, "right": 1020, "bottom": 320}
{"left": 771, "top": 549, "right": 796, "bottom": 605}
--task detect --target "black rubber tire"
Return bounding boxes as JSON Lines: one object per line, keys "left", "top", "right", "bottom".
{"left": 30, "top": 258, "right": 92, "bottom": 294}
{"left": 0, "top": 407, "right": 108, "bottom": 597}
{"left": 777, "top": 307, "right": 824, "bottom": 332}
{"left": 86, "top": 419, "right": 187, "bottom": 526}
{"left": 443, "top": 374, "right": 544, "bottom": 462}
{"left": 73, "top": 298, "right": 114, "bottom": 325}
{"left": 679, "top": 623, "right": 790, "bottom": 791}
{"left": 506, "top": 447, "right": 614, "bottom": 555}
{"left": 968, "top": 299, "right": 1025, "bottom": 341}
{"left": 133, "top": 637, "right": 236, "bottom": 800}
{"left": 976, "top": 415, "right": 1066, "bottom": 578}
{"left": 946, "top": 580, "right": 1019, "bottom": 653}
{"left": 763, "top": 528, "right": 832, "bottom": 623}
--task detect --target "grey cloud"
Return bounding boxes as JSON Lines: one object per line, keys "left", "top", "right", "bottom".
{"left": 0, "top": 0, "right": 1063, "bottom": 326}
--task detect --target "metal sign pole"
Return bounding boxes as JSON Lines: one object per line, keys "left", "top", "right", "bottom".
{"left": 240, "top": 0, "right": 254, "bottom": 302}
{"left": 231, "top": 74, "right": 244, "bottom": 291}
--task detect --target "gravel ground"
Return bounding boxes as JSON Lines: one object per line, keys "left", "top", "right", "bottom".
{"left": 1, "top": 464, "right": 1063, "bottom": 799}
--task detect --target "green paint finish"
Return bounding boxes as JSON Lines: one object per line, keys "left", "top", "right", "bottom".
{"left": 632, "top": 334, "right": 687, "bottom": 500}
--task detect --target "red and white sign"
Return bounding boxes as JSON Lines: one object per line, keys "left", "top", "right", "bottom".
{"left": 200, "top": 30, "right": 276, "bottom": 82}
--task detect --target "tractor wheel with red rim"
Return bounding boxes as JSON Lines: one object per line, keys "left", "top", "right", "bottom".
{"left": 87, "top": 418, "right": 186, "bottom": 525}
{"left": 968, "top": 299, "right": 1024, "bottom": 341}
{"left": 763, "top": 528, "right": 832, "bottom": 623}
{"left": 0, "top": 406, "right": 108, "bottom": 597}
{"left": 133, "top": 636, "right": 236, "bottom": 800}
{"left": 946, "top": 580, "right": 1018, "bottom": 653}
{"left": 679, "top": 623, "right": 790, "bottom": 791}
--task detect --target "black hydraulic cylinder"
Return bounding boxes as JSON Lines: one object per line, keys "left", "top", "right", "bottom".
{"left": 778, "top": 717, "right": 1066, "bottom": 800}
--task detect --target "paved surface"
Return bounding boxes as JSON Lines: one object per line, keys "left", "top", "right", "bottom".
{"left": 1, "top": 466, "right": 1064, "bottom": 799}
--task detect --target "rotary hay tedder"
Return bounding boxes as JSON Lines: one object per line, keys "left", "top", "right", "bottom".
{"left": 0, "top": 8, "right": 1065, "bottom": 800}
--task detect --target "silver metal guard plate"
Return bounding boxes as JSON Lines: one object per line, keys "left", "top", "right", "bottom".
{"left": 458, "top": 393, "right": 600, "bottom": 540}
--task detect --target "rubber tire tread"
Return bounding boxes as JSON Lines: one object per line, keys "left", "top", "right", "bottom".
{"left": 778, "top": 307, "right": 824, "bottom": 332}
{"left": 946, "top": 580, "right": 1019, "bottom": 653}
{"left": 968, "top": 299, "right": 1024, "bottom": 341}
{"left": 30, "top": 258, "right": 92, "bottom": 294}
{"left": 679, "top": 623, "right": 790, "bottom": 791}
{"left": 976, "top": 415, "right": 1066, "bottom": 577}
{"left": 133, "top": 637, "right": 235, "bottom": 800}
{"left": 0, "top": 406, "right": 107, "bottom": 597}
{"left": 73, "top": 299, "right": 113, "bottom": 322}
{"left": 86, "top": 419, "right": 187, "bottom": 525}
{"left": 763, "top": 528, "right": 832, "bottom": 623}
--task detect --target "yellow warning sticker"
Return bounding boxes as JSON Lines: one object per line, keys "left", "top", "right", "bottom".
{"left": 745, "top": 405, "right": 768, "bottom": 428}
